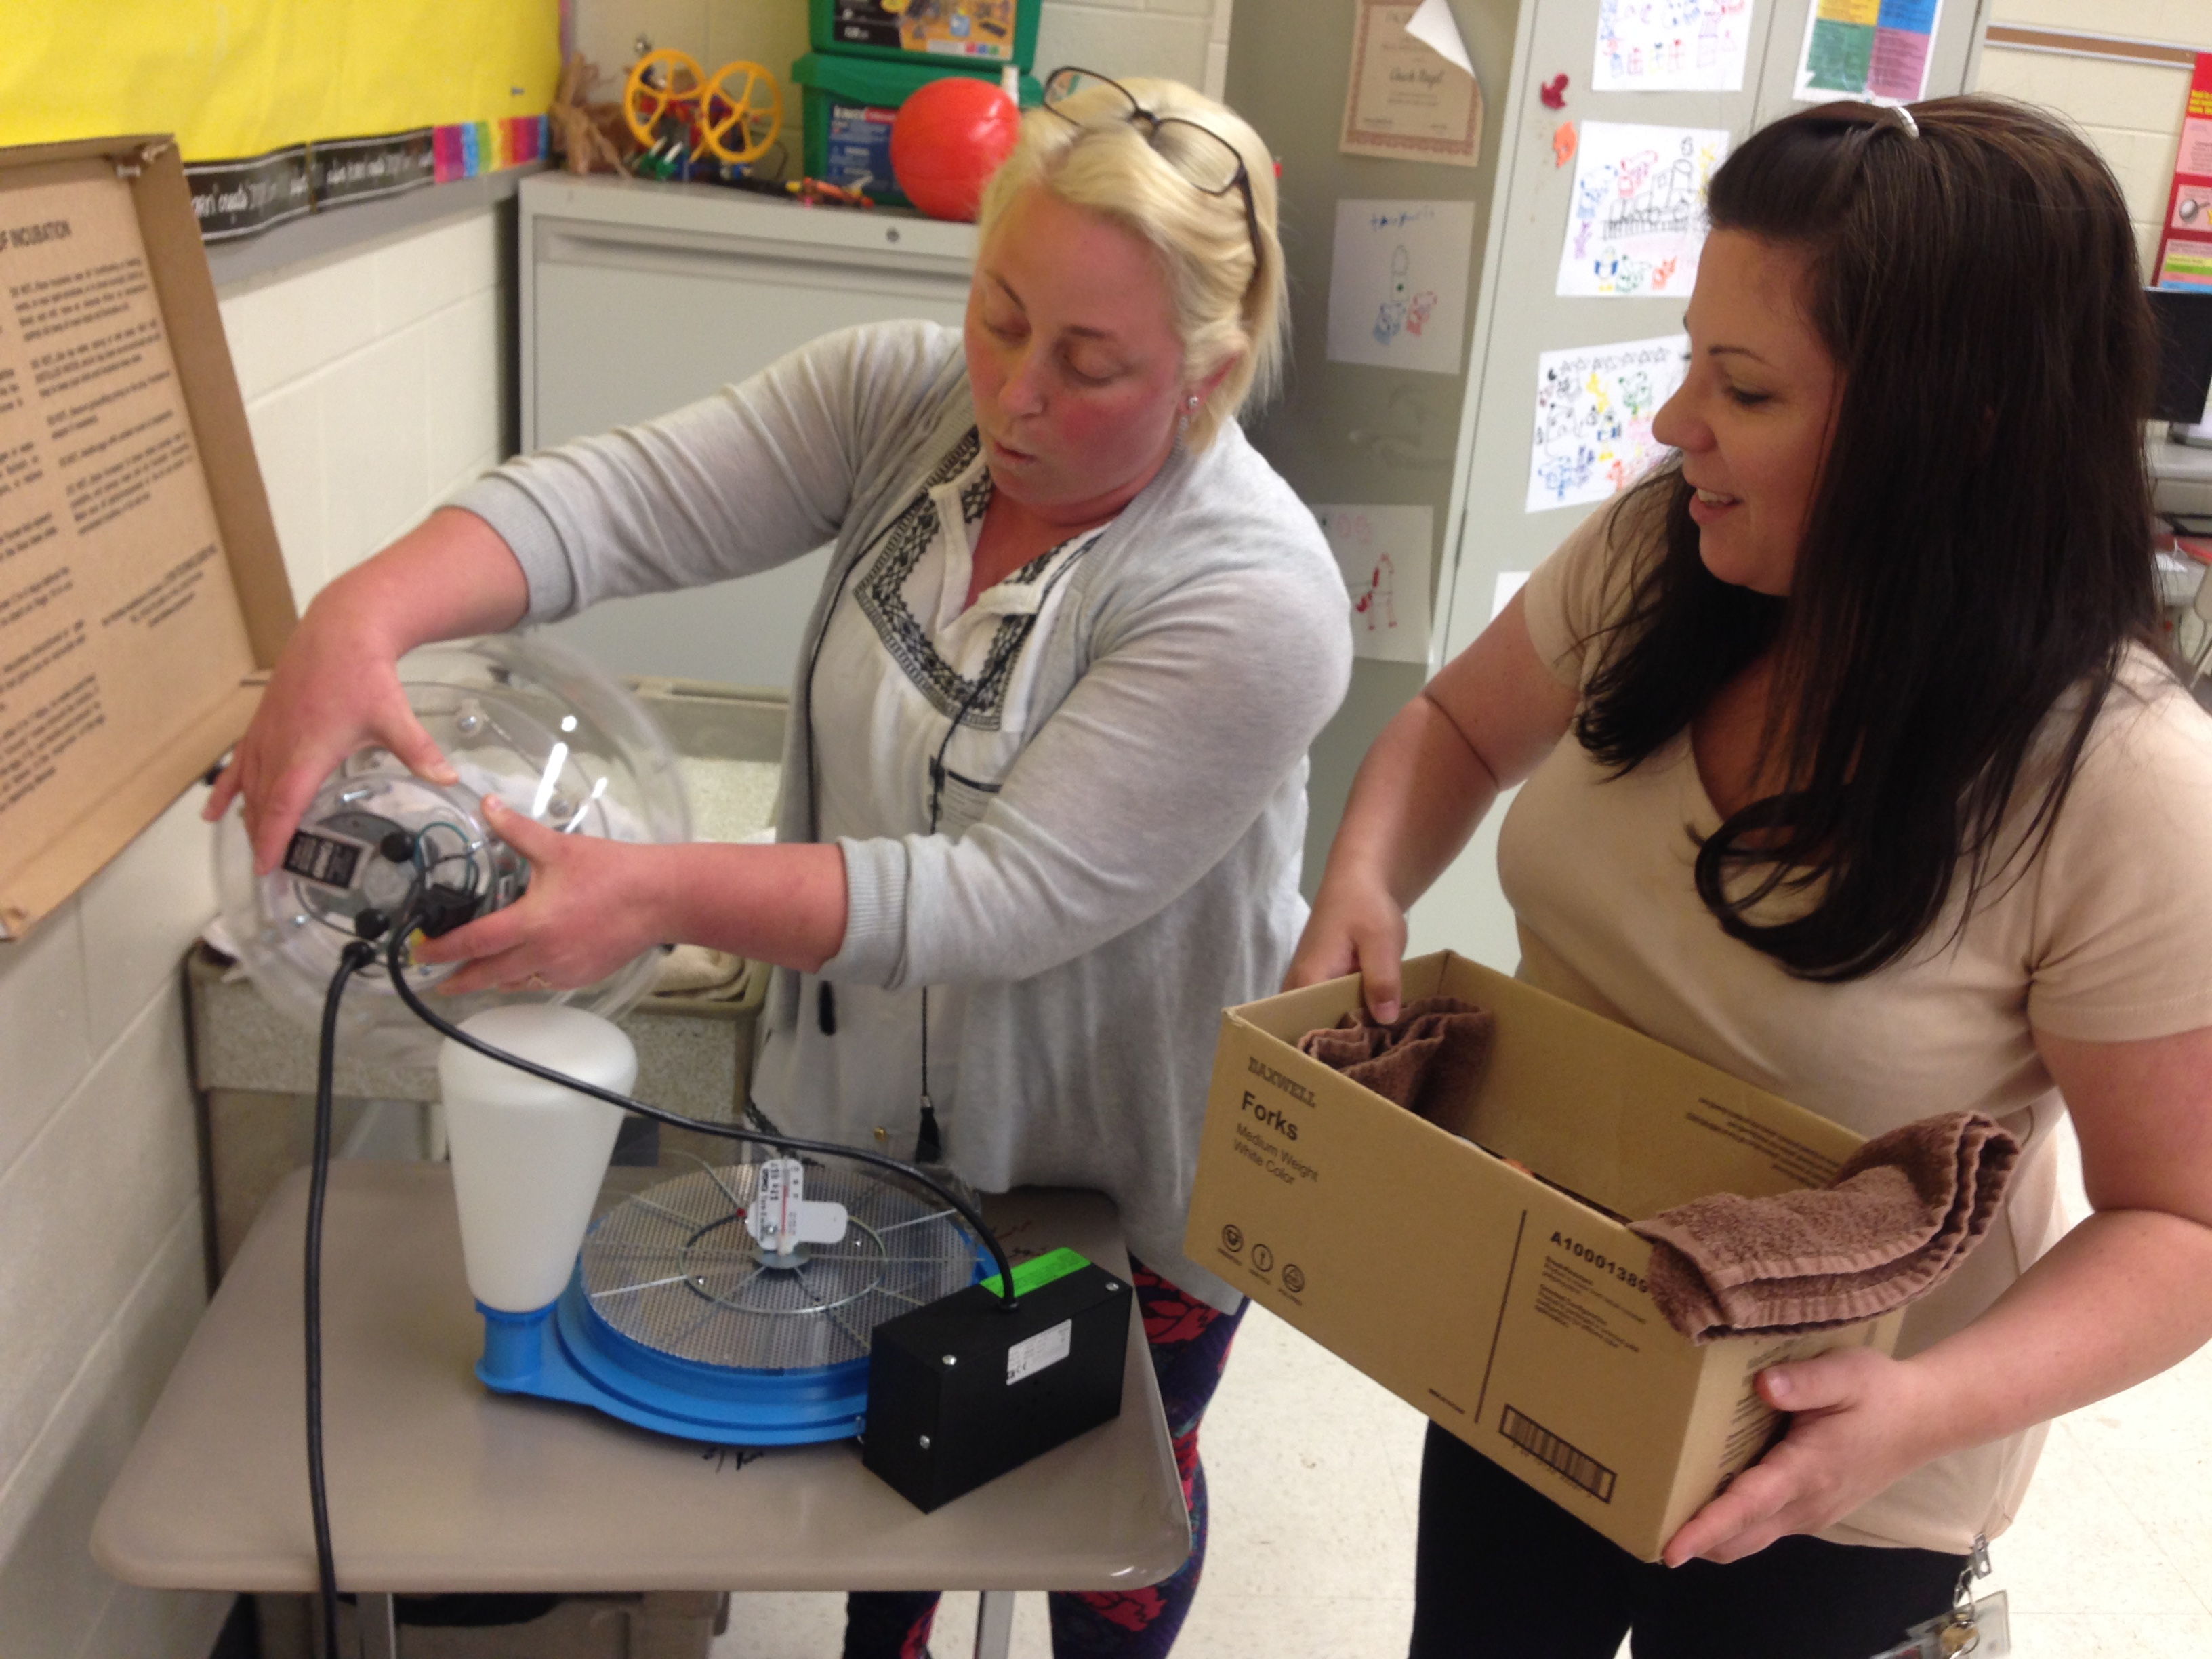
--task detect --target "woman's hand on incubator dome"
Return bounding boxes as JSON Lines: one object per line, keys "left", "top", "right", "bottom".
{"left": 203, "top": 598, "right": 458, "bottom": 874}
{"left": 1661, "top": 1347, "right": 1946, "bottom": 1567}
{"left": 411, "top": 797, "right": 671, "bottom": 996}
{"left": 1284, "top": 869, "right": 1409, "bottom": 1024}
{"left": 202, "top": 508, "right": 530, "bottom": 872}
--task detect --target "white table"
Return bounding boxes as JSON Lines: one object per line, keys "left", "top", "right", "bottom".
{"left": 94, "top": 1162, "right": 1190, "bottom": 1659}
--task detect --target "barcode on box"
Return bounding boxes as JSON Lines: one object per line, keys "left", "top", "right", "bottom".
{"left": 1498, "top": 1404, "right": 1617, "bottom": 1503}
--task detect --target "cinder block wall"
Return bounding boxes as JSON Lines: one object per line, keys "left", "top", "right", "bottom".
{"left": 220, "top": 210, "right": 509, "bottom": 605}
{"left": 0, "top": 202, "right": 507, "bottom": 1659}
{"left": 1973, "top": 0, "right": 2200, "bottom": 276}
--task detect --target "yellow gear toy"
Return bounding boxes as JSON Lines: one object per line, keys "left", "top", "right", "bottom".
{"left": 701, "top": 60, "right": 783, "bottom": 165}
{"left": 623, "top": 49, "right": 783, "bottom": 167}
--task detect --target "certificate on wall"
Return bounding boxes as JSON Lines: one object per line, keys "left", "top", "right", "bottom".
{"left": 1341, "top": 0, "right": 1483, "bottom": 169}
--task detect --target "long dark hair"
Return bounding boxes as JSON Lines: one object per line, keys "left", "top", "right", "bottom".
{"left": 1575, "top": 96, "right": 2160, "bottom": 981}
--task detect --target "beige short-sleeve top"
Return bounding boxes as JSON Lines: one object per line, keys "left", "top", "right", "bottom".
{"left": 1503, "top": 507, "right": 2212, "bottom": 1553}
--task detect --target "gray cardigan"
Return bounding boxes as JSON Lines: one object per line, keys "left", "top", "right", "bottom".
{"left": 453, "top": 321, "right": 1351, "bottom": 1307}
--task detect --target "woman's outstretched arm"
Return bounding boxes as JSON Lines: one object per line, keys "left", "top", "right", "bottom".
{"left": 1286, "top": 588, "right": 1578, "bottom": 1020}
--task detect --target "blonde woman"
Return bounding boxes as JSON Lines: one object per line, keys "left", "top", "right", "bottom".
{"left": 212, "top": 73, "right": 1349, "bottom": 1658}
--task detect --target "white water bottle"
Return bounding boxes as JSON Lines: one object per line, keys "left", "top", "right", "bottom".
{"left": 440, "top": 1005, "right": 636, "bottom": 1313}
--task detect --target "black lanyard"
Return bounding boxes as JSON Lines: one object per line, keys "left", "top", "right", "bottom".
{"left": 796, "top": 451, "right": 1010, "bottom": 1166}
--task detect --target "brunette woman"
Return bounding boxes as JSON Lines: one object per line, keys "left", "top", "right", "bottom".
{"left": 1292, "top": 96, "right": 2212, "bottom": 1657}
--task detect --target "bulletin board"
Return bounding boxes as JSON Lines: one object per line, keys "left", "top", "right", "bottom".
{"left": 0, "top": 3, "right": 560, "bottom": 163}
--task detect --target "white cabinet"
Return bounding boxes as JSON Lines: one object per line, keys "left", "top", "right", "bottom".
{"left": 518, "top": 173, "right": 979, "bottom": 687}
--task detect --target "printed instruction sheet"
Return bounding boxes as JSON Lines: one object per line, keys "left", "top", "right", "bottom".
{"left": 0, "top": 167, "right": 249, "bottom": 876}
{"left": 1557, "top": 122, "right": 1729, "bottom": 298}
{"left": 1525, "top": 334, "right": 1688, "bottom": 512}
{"left": 1326, "top": 199, "right": 1478, "bottom": 375}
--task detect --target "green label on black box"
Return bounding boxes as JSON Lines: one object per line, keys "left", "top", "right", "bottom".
{"left": 979, "top": 1247, "right": 1093, "bottom": 1298}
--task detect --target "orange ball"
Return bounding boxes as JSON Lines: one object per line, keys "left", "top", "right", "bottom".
{"left": 891, "top": 77, "right": 1021, "bottom": 222}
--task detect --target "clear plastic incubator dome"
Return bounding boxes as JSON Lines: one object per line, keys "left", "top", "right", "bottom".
{"left": 216, "top": 633, "right": 691, "bottom": 1061}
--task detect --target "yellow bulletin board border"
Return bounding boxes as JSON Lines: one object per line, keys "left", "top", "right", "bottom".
{"left": 0, "top": 3, "right": 560, "bottom": 165}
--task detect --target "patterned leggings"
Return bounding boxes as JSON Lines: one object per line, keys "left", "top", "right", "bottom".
{"left": 842, "top": 1259, "right": 1246, "bottom": 1659}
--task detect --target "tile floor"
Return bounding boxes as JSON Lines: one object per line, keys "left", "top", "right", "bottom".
{"left": 712, "top": 1120, "right": 2212, "bottom": 1658}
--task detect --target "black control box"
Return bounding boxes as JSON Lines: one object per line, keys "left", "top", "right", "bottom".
{"left": 863, "top": 1251, "right": 1132, "bottom": 1513}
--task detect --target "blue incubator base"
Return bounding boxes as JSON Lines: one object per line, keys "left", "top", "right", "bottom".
{"left": 471, "top": 1164, "right": 993, "bottom": 1446}
{"left": 475, "top": 1268, "right": 874, "bottom": 1446}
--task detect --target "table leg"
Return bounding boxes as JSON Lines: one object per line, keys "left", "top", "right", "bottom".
{"left": 357, "top": 1592, "right": 398, "bottom": 1659}
{"left": 972, "top": 1589, "right": 1015, "bottom": 1659}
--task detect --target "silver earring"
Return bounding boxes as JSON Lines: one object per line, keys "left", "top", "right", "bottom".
{"left": 1186, "top": 394, "right": 1201, "bottom": 409}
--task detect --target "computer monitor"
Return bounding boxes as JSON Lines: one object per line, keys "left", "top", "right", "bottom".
{"left": 2149, "top": 287, "right": 2212, "bottom": 426}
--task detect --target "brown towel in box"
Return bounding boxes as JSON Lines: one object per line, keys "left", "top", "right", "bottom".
{"left": 1629, "top": 1111, "right": 2020, "bottom": 1344}
{"left": 1296, "top": 996, "right": 1495, "bottom": 1133}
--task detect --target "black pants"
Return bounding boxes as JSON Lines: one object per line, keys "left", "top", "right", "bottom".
{"left": 1410, "top": 1425, "right": 1967, "bottom": 1659}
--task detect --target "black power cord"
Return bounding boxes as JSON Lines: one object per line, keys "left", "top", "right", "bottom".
{"left": 915, "top": 616, "right": 1029, "bottom": 1169}
{"left": 308, "top": 939, "right": 377, "bottom": 1659}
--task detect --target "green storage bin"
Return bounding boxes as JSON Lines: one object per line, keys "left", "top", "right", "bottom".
{"left": 791, "top": 52, "right": 1040, "bottom": 209}
{"left": 811, "top": 0, "right": 1044, "bottom": 72}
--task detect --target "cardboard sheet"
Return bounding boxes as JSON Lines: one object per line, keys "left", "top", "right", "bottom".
{"left": 0, "top": 139, "right": 291, "bottom": 937}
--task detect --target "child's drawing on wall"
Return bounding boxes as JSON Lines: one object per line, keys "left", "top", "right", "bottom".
{"left": 1374, "top": 246, "right": 1441, "bottom": 346}
{"left": 1353, "top": 552, "right": 1398, "bottom": 634}
{"left": 1326, "top": 199, "right": 1475, "bottom": 375}
{"left": 1525, "top": 334, "right": 1689, "bottom": 512}
{"left": 1313, "top": 504, "right": 1434, "bottom": 664}
{"left": 1557, "top": 122, "right": 1728, "bottom": 298}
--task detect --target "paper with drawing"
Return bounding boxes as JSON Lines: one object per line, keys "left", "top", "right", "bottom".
{"left": 1525, "top": 334, "right": 1687, "bottom": 512}
{"left": 1593, "top": 0, "right": 1753, "bottom": 91}
{"left": 1326, "top": 199, "right": 1477, "bottom": 375}
{"left": 1556, "top": 122, "right": 1727, "bottom": 298}
{"left": 1313, "top": 504, "right": 1433, "bottom": 664}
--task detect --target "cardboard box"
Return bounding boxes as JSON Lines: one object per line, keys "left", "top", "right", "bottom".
{"left": 1184, "top": 951, "right": 1900, "bottom": 1561}
{"left": 0, "top": 136, "right": 294, "bottom": 939}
